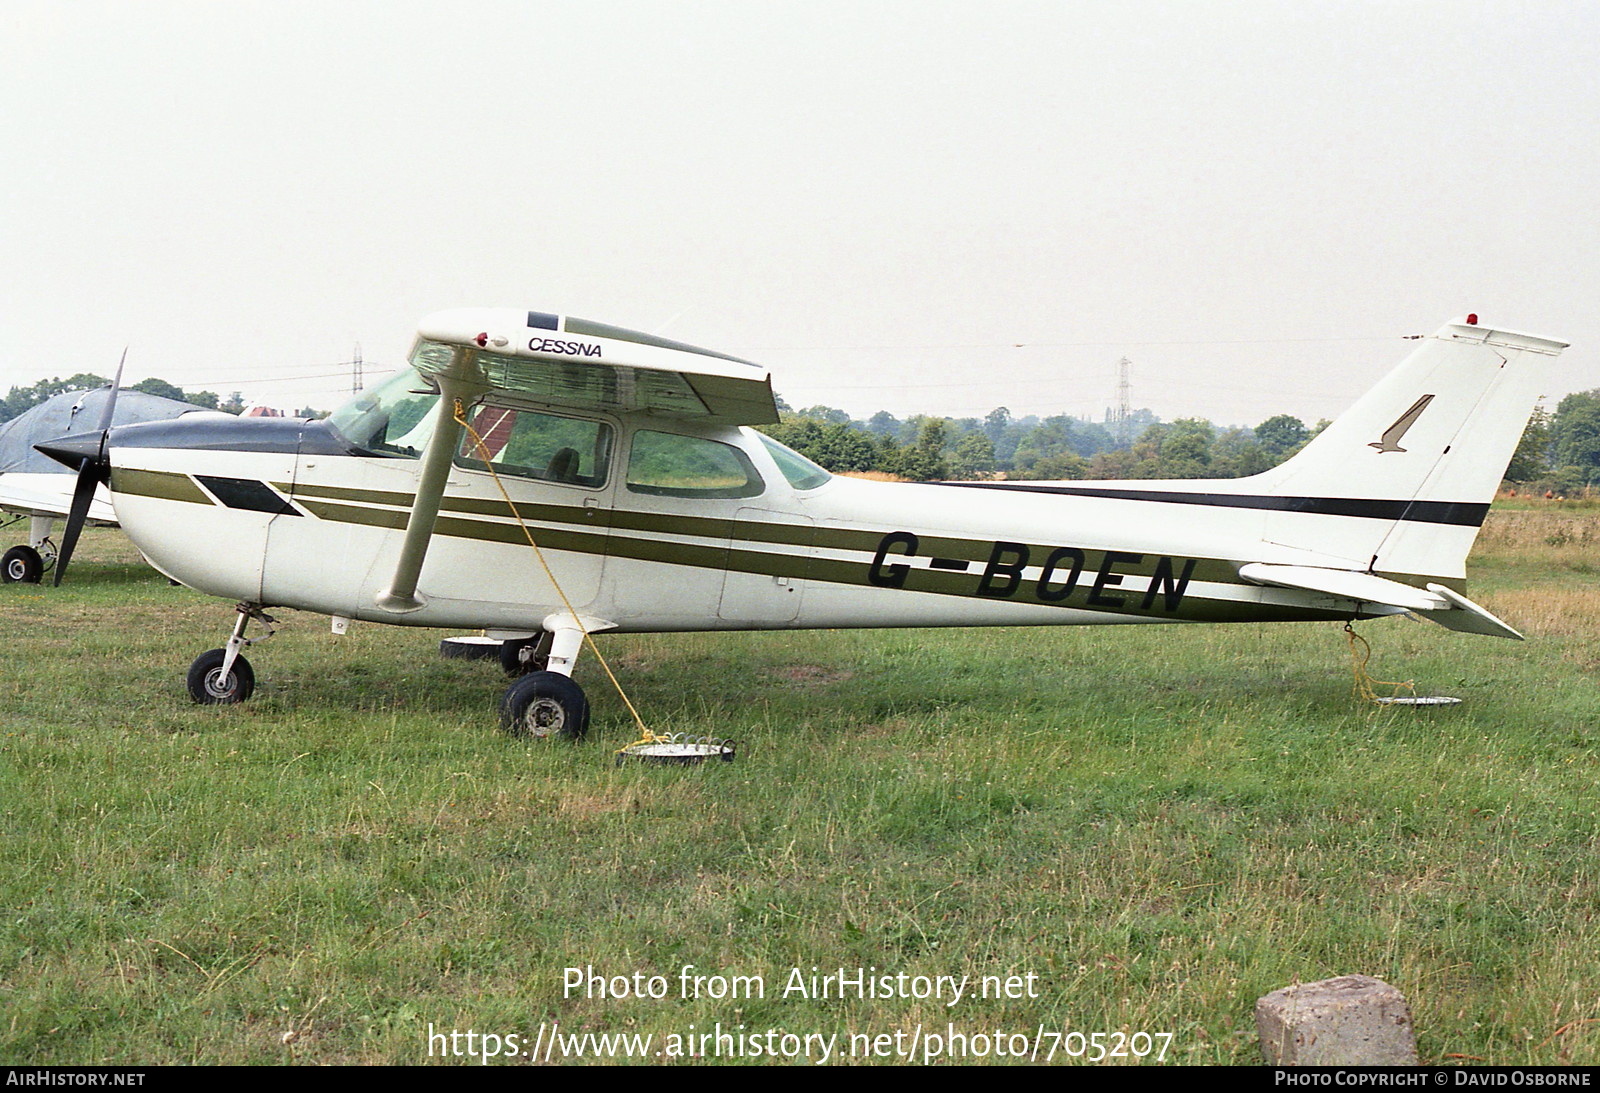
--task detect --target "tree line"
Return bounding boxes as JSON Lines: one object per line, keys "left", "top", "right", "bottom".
{"left": 760, "top": 398, "right": 1326, "bottom": 482}
{"left": 7, "top": 371, "right": 1597, "bottom": 492}
{"left": 1503, "top": 391, "right": 1600, "bottom": 496}
{"left": 762, "top": 392, "right": 1600, "bottom": 491}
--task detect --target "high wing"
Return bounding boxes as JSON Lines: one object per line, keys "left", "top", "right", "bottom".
{"left": 413, "top": 308, "right": 779, "bottom": 426}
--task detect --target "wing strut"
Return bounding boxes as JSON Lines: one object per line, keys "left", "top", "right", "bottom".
{"left": 374, "top": 378, "right": 468, "bottom": 613}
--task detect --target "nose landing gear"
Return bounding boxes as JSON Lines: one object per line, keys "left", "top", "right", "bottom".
{"left": 187, "top": 603, "right": 276, "bottom": 704}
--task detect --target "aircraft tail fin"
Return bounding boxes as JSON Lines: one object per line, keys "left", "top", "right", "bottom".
{"left": 1247, "top": 317, "right": 1566, "bottom": 581}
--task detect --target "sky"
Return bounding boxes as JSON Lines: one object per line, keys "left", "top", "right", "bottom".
{"left": 3, "top": 0, "right": 1596, "bottom": 428}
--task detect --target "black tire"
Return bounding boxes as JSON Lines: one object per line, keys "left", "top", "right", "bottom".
{"left": 2, "top": 545, "right": 43, "bottom": 584}
{"left": 500, "top": 671, "right": 588, "bottom": 740}
{"left": 187, "top": 648, "right": 255, "bottom": 704}
{"left": 499, "top": 635, "right": 550, "bottom": 677}
{"left": 439, "top": 636, "right": 503, "bottom": 660}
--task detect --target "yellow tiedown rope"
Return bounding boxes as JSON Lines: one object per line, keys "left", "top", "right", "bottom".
{"left": 452, "top": 399, "right": 663, "bottom": 751}
{"left": 1343, "top": 622, "right": 1416, "bottom": 705}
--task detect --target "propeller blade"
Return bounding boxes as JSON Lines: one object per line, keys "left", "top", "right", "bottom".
{"left": 97, "top": 347, "right": 127, "bottom": 437}
{"left": 53, "top": 462, "right": 101, "bottom": 586}
{"left": 48, "top": 348, "right": 127, "bottom": 586}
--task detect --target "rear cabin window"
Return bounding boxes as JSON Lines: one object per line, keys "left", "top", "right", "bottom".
{"left": 455, "top": 405, "right": 612, "bottom": 488}
{"left": 626, "top": 431, "right": 765, "bottom": 499}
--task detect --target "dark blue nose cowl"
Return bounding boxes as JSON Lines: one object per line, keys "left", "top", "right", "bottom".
{"left": 34, "top": 429, "right": 110, "bottom": 477}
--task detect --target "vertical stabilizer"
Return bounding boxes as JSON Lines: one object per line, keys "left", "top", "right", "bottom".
{"left": 1250, "top": 319, "right": 1567, "bottom": 580}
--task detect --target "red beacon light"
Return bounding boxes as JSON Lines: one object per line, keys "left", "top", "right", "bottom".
{"left": 1466, "top": 314, "right": 1478, "bottom": 325}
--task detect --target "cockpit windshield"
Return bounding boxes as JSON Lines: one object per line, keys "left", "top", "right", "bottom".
{"left": 325, "top": 365, "right": 441, "bottom": 458}
{"left": 758, "top": 434, "right": 831, "bottom": 490}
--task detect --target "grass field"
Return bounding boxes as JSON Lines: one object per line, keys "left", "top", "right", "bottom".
{"left": 2, "top": 507, "right": 1599, "bottom": 1065}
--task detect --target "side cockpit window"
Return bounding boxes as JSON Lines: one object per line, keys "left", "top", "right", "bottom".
{"left": 456, "top": 405, "right": 612, "bottom": 488}
{"left": 626, "top": 430, "right": 765, "bottom": 499}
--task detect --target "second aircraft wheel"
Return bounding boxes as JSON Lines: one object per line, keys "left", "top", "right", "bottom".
{"left": 2, "top": 545, "right": 43, "bottom": 584}
{"left": 499, "top": 635, "right": 551, "bottom": 677}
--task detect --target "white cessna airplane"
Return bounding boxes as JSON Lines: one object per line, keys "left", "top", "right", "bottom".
{"left": 36, "top": 310, "right": 1566, "bottom": 738}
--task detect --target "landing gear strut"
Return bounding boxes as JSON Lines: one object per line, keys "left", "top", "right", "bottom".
{"left": 187, "top": 603, "right": 275, "bottom": 704}
{"left": 499, "top": 632, "right": 552, "bottom": 676}
{"left": 498, "top": 621, "right": 588, "bottom": 739}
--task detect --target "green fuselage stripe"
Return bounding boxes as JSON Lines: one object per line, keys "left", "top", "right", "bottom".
{"left": 293, "top": 497, "right": 1351, "bottom": 623}
{"left": 109, "top": 467, "right": 214, "bottom": 506}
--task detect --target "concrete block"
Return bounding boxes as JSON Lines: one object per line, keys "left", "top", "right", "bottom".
{"left": 1256, "top": 975, "right": 1418, "bottom": 1066}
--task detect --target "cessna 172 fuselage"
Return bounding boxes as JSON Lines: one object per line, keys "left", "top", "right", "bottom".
{"left": 36, "top": 309, "right": 1568, "bottom": 739}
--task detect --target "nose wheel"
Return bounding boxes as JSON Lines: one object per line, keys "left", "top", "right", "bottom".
{"left": 187, "top": 648, "right": 256, "bottom": 704}
{"left": 187, "top": 603, "right": 275, "bottom": 704}
{"left": 3, "top": 519, "right": 58, "bottom": 584}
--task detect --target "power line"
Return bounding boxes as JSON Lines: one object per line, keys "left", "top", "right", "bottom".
{"left": 171, "top": 370, "right": 359, "bottom": 389}
{"left": 731, "top": 335, "right": 1404, "bottom": 352}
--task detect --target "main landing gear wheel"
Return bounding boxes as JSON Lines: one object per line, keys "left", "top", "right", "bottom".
{"left": 187, "top": 648, "right": 256, "bottom": 704}
{"left": 2, "top": 545, "right": 43, "bottom": 584}
{"left": 500, "top": 671, "right": 589, "bottom": 740}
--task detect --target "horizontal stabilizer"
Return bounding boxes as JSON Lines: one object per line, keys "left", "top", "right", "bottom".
{"left": 1418, "top": 583, "right": 1525, "bottom": 641}
{"left": 1238, "top": 563, "right": 1449, "bottom": 612}
{"left": 1238, "top": 564, "right": 1524, "bottom": 640}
